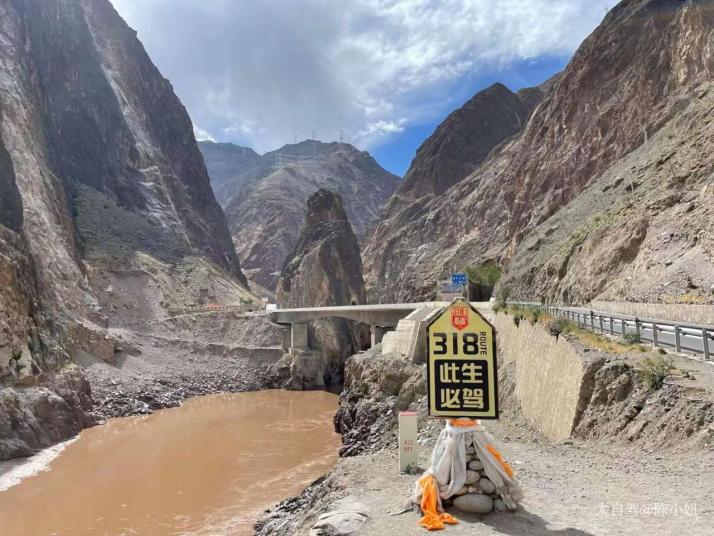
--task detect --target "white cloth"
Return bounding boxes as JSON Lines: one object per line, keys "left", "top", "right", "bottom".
{"left": 413, "top": 420, "right": 523, "bottom": 512}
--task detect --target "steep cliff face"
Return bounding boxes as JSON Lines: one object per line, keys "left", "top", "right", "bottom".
{"left": 274, "top": 189, "right": 367, "bottom": 387}
{"left": 205, "top": 140, "right": 399, "bottom": 289}
{"left": 199, "top": 141, "right": 261, "bottom": 206}
{"left": 0, "top": 0, "right": 247, "bottom": 323}
{"left": 365, "top": 0, "right": 714, "bottom": 304}
{"left": 0, "top": 135, "right": 94, "bottom": 460}
{"left": 0, "top": 0, "right": 251, "bottom": 458}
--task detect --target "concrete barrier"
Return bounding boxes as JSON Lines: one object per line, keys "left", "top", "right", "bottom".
{"left": 494, "top": 313, "right": 601, "bottom": 441}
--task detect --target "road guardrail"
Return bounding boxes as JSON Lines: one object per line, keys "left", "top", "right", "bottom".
{"left": 507, "top": 302, "right": 712, "bottom": 360}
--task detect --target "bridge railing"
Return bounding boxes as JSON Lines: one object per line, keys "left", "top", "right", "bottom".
{"left": 506, "top": 302, "right": 712, "bottom": 360}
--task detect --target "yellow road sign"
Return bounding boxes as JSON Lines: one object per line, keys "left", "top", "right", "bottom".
{"left": 426, "top": 298, "right": 498, "bottom": 418}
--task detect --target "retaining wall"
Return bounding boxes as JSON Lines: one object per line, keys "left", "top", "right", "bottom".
{"left": 495, "top": 313, "right": 601, "bottom": 441}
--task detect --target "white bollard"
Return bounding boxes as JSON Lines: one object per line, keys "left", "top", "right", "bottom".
{"left": 399, "top": 411, "right": 418, "bottom": 473}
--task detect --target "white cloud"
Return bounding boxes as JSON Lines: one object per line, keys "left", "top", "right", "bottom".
{"left": 110, "top": 0, "right": 610, "bottom": 153}
{"left": 193, "top": 125, "right": 216, "bottom": 142}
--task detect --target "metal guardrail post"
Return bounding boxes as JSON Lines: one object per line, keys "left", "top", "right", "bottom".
{"left": 609, "top": 317, "right": 614, "bottom": 335}
{"left": 634, "top": 317, "right": 641, "bottom": 340}
{"left": 652, "top": 322, "right": 658, "bottom": 347}
{"left": 703, "top": 329, "right": 710, "bottom": 361}
{"left": 674, "top": 325, "right": 682, "bottom": 352}
{"left": 599, "top": 315, "right": 604, "bottom": 333}
{"left": 590, "top": 310, "right": 595, "bottom": 330}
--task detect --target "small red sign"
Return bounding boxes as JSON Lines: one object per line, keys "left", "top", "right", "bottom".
{"left": 451, "top": 306, "right": 469, "bottom": 330}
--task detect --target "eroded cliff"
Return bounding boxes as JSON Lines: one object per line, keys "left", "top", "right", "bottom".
{"left": 364, "top": 0, "right": 714, "bottom": 304}
{"left": 272, "top": 189, "right": 368, "bottom": 388}
{"left": 0, "top": 0, "right": 251, "bottom": 459}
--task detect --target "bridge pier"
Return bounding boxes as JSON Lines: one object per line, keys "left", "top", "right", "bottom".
{"left": 290, "top": 323, "right": 309, "bottom": 351}
{"left": 371, "top": 325, "right": 387, "bottom": 346}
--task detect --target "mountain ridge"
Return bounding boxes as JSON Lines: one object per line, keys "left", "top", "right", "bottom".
{"left": 364, "top": 0, "right": 714, "bottom": 304}
{"left": 201, "top": 139, "right": 400, "bottom": 288}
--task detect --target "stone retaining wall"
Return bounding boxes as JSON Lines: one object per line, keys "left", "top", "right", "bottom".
{"left": 494, "top": 313, "right": 601, "bottom": 441}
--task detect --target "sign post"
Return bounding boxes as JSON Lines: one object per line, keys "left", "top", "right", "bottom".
{"left": 398, "top": 411, "right": 418, "bottom": 472}
{"left": 426, "top": 298, "right": 498, "bottom": 419}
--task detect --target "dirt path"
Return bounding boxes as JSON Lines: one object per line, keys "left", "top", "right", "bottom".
{"left": 314, "top": 426, "right": 714, "bottom": 536}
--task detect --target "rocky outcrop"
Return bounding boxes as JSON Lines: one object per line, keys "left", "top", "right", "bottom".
{"left": 277, "top": 189, "right": 365, "bottom": 309}
{"left": 272, "top": 189, "right": 368, "bottom": 388}
{"left": 0, "top": 366, "right": 95, "bottom": 459}
{"left": 333, "top": 347, "right": 426, "bottom": 457}
{"left": 204, "top": 140, "right": 399, "bottom": 289}
{"left": 364, "top": 0, "right": 714, "bottom": 304}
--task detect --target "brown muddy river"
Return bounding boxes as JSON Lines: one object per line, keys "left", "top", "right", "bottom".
{"left": 0, "top": 390, "right": 340, "bottom": 535}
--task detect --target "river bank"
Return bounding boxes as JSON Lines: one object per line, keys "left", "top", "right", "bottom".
{"left": 81, "top": 312, "right": 285, "bottom": 419}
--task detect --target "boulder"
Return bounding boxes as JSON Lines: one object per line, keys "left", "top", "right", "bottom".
{"left": 453, "top": 494, "right": 493, "bottom": 514}
{"left": 468, "top": 459, "right": 484, "bottom": 471}
{"left": 310, "top": 501, "right": 370, "bottom": 535}
{"left": 479, "top": 477, "right": 496, "bottom": 494}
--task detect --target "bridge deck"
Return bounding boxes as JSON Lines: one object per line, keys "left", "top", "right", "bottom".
{"left": 269, "top": 302, "right": 491, "bottom": 327}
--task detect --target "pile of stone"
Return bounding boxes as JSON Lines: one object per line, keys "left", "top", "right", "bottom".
{"left": 444, "top": 435, "right": 511, "bottom": 515}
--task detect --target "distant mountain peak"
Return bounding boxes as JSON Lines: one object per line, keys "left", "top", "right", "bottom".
{"left": 201, "top": 140, "right": 400, "bottom": 289}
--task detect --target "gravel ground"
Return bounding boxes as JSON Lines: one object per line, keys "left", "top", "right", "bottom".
{"left": 79, "top": 313, "right": 284, "bottom": 419}
{"left": 274, "top": 419, "right": 714, "bottom": 536}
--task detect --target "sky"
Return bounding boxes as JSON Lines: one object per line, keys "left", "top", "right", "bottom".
{"left": 109, "top": 0, "right": 612, "bottom": 176}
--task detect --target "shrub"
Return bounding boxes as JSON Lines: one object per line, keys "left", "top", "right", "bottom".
{"left": 623, "top": 330, "right": 641, "bottom": 344}
{"left": 495, "top": 286, "right": 512, "bottom": 310}
{"left": 513, "top": 313, "right": 523, "bottom": 327}
{"left": 547, "top": 318, "right": 567, "bottom": 340}
{"left": 529, "top": 308, "right": 541, "bottom": 325}
{"left": 639, "top": 356, "right": 673, "bottom": 391}
{"left": 465, "top": 262, "right": 502, "bottom": 287}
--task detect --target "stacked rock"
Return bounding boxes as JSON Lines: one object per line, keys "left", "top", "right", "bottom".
{"left": 446, "top": 435, "right": 508, "bottom": 515}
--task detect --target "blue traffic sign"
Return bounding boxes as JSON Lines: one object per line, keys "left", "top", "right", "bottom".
{"left": 451, "top": 273, "right": 467, "bottom": 286}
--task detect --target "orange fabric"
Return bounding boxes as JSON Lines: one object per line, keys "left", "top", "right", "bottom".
{"left": 486, "top": 443, "right": 515, "bottom": 479}
{"left": 447, "top": 418, "right": 480, "bottom": 428}
{"left": 417, "top": 474, "right": 459, "bottom": 531}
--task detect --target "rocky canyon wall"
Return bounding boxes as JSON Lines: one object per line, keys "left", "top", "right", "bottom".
{"left": 0, "top": 0, "right": 250, "bottom": 459}
{"left": 365, "top": 0, "right": 714, "bottom": 306}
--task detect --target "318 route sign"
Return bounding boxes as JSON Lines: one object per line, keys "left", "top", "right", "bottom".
{"left": 426, "top": 298, "right": 498, "bottom": 419}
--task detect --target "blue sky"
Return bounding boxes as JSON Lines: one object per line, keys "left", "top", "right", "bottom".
{"left": 110, "top": 0, "right": 610, "bottom": 177}
{"left": 372, "top": 55, "right": 570, "bottom": 175}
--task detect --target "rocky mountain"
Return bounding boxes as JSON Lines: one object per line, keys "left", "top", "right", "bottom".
{"left": 198, "top": 141, "right": 261, "bottom": 205}
{"left": 273, "top": 189, "right": 367, "bottom": 388}
{"left": 365, "top": 0, "right": 714, "bottom": 305}
{"left": 0, "top": 0, "right": 251, "bottom": 458}
{"left": 392, "top": 81, "right": 551, "bottom": 206}
{"left": 277, "top": 189, "right": 366, "bottom": 308}
{"left": 200, "top": 140, "right": 400, "bottom": 289}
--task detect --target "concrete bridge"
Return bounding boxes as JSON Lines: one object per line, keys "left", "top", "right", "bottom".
{"left": 269, "top": 302, "right": 491, "bottom": 352}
